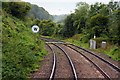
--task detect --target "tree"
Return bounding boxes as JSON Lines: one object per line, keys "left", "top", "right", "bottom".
{"left": 107, "top": 1, "right": 120, "bottom": 45}
{"left": 109, "top": 10, "right": 120, "bottom": 45}
{"left": 2, "top": 2, "right": 31, "bottom": 19}
{"left": 74, "top": 2, "right": 89, "bottom": 33}
{"left": 63, "top": 14, "right": 76, "bottom": 37}
{"left": 90, "top": 14, "right": 109, "bottom": 37}
{"left": 62, "top": 1, "right": 120, "bottom": 46}
{"left": 37, "top": 20, "right": 56, "bottom": 36}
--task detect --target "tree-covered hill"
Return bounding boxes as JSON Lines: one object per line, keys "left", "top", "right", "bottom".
{"left": 27, "top": 4, "right": 53, "bottom": 20}
{"left": 2, "top": 0, "right": 53, "bottom": 20}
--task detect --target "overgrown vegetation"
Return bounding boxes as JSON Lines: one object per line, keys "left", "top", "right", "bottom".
{"left": 64, "top": 34, "right": 89, "bottom": 48}
{"left": 62, "top": 1, "right": 120, "bottom": 46}
{"left": 34, "top": 20, "right": 56, "bottom": 36}
{"left": 63, "top": 34, "right": 120, "bottom": 61}
{"left": 2, "top": 2, "right": 31, "bottom": 19}
{"left": 2, "top": 1, "right": 48, "bottom": 79}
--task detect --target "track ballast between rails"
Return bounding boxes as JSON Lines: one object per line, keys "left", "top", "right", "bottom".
{"left": 47, "top": 43, "right": 78, "bottom": 80}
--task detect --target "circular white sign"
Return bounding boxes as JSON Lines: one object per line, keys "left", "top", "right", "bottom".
{"left": 32, "top": 25, "right": 39, "bottom": 33}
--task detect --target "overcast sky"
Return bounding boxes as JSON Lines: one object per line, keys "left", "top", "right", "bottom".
{"left": 22, "top": 0, "right": 119, "bottom": 15}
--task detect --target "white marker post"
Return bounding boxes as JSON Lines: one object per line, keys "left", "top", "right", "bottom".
{"left": 101, "top": 41, "right": 106, "bottom": 49}
{"left": 94, "top": 34, "right": 96, "bottom": 39}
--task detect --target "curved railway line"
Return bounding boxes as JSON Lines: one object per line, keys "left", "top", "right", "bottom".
{"left": 41, "top": 37, "right": 119, "bottom": 79}
{"left": 62, "top": 44, "right": 111, "bottom": 79}
{"left": 46, "top": 44, "right": 56, "bottom": 80}
{"left": 53, "top": 44, "right": 78, "bottom": 79}
{"left": 64, "top": 44, "right": 119, "bottom": 78}
{"left": 47, "top": 43, "right": 78, "bottom": 80}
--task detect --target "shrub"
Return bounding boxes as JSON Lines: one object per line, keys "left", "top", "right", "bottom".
{"left": 2, "top": 11, "right": 47, "bottom": 79}
{"left": 93, "top": 37, "right": 109, "bottom": 48}
{"left": 2, "top": 2, "right": 31, "bottom": 19}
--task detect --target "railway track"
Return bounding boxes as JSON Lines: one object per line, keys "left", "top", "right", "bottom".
{"left": 41, "top": 37, "right": 119, "bottom": 71}
{"left": 63, "top": 44, "right": 119, "bottom": 78}
{"left": 62, "top": 44, "right": 111, "bottom": 79}
{"left": 69, "top": 44, "right": 120, "bottom": 72}
{"left": 47, "top": 43, "right": 77, "bottom": 80}
{"left": 41, "top": 37, "right": 119, "bottom": 79}
{"left": 53, "top": 44, "right": 78, "bottom": 79}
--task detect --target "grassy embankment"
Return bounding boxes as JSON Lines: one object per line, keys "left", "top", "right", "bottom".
{"left": 63, "top": 34, "right": 120, "bottom": 61}
{"left": 2, "top": 10, "right": 48, "bottom": 79}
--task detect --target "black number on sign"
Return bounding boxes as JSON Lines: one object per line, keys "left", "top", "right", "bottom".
{"left": 34, "top": 28, "right": 37, "bottom": 31}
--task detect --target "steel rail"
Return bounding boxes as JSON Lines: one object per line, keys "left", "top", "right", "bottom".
{"left": 46, "top": 44, "right": 56, "bottom": 80}
{"left": 53, "top": 44, "right": 78, "bottom": 80}
{"left": 69, "top": 44, "right": 120, "bottom": 72}
{"left": 65, "top": 45, "right": 111, "bottom": 79}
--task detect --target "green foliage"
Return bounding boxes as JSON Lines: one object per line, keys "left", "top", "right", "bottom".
{"left": 93, "top": 37, "right": 108, "bottom": 48}
{"left": 2, "top": 1, "right": 53, "bottom": 20}
{"left": 2, "top": 2, "right": 31, "bottom": 19}
{"left": 64, "top": 34, "right": 89, "bottom": 48}
{"left": 2, "top": 9, "right": 47, "bottom": 79}
{"left": 55, "top": 24, "right": 64, "bottom": 36}
{"left": 60, "top": 1, "right": 120, "bottom": 61}
{"left": 108, "top": 10, "right": 120, "bottom": 45}
{"left": 63, "top": 14, "right": 77, "bottom": 37}
{"left": 90, "top": 14, "right": 108, "bottom": 27}
{"left": 80, "top": 34, "right": 90, "bottom": 43}
{"left": 87, "top": 14, "right": 109, "bottom": 37}
{"left": 75, "top": 3, "right": 89, "bottom": 18}
{"left": 62, "top": 1, "right": 120, "bottom": 46}
{"left": 102, "top": 46, "right": 120, "bottom": 61}
{"left": 35, "top": 20, "right": 56, "bottom": 36}
{"left": 109, "top": 47, "right": 120, "bottom": 61}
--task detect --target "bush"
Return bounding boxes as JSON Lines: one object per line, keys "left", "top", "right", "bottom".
{"left": 93, "top": 37, "right": 109, "bottom": 48}
{"left": 2, "top": 11, "right": 47, "bottom": 79}
{"left": 110, "top": 47, "right": 120, "bottom": 61}
{"left": 37, "top": 20, "right": 56, "bottom": 36}
{"left": 2, "top": 2, "right": 31, "bottom": 19}
{"left": 80, "top": 34, "right": 90, "bottom": 43}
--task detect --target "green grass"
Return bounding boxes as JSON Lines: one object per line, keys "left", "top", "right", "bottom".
{"left": 62, "top": 34, "right": 120, "bottom": 61}
{"left": 96, "top": 45, "right": 120, "bottom": 61}
{"left": 63, "top": 34, "right": 89, "bottom": 48}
